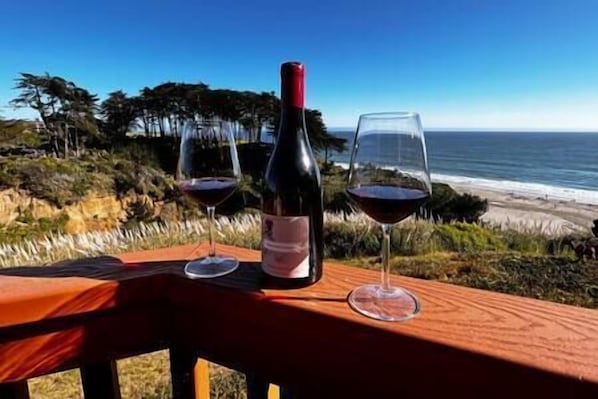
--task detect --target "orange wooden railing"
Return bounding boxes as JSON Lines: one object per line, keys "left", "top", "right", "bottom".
{"left": 0, "top": 243, "right": 597, "bottom": 398}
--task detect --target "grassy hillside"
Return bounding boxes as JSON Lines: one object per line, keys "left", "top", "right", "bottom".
{"left": 0, "top": 153, "right": 177, "bottom": 208}
{"left": 0, "top": 119, "right": 41, "bottom": 149}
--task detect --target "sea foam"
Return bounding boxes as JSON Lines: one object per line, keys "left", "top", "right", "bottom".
{"left": 432, "top": 173, "right": 598, "bottom": 205}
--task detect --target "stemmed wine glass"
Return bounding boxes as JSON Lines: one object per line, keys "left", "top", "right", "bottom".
{"left": 177, "top": 120, "right": 242, "bottom": 278}
{"left": 346, "top": 112, "right": 432, "bottom": 321}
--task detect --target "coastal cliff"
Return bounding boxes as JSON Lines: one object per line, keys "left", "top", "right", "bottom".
{"left": 0, "top": 188, "right": 181, "bottom": 234}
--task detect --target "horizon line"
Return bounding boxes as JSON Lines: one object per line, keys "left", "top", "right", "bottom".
{"left": 328, "top": 127, "right": 598, "bottom": 133}
{"left": 5, "top": 115, "right": 598, "bottom": 133}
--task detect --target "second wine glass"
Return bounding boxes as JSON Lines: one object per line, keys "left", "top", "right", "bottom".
{"left": 346, "top": 112, "right": 432, "bottom": 321}
{"left": 177, "top": 120, "right": 242, "bottom": 278}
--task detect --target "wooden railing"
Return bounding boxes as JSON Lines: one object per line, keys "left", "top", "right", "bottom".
{"left": 0, "top": 243, "right": 597, "bottom": 398}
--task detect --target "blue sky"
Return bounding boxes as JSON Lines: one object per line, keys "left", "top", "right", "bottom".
{"left": 1, "top": 0, "right": 598, "bottom": 129}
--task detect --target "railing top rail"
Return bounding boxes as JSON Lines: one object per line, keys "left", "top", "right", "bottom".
{"left": 0, "top": 243, "right": 597, "bottom": 397}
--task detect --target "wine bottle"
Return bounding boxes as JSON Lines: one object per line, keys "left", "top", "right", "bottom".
{"left": 261, "top": 62, "right": 324, "bottom": 287}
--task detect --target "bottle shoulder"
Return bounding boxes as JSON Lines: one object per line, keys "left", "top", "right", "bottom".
{"left": 265, "top": 137, "right": 320, "bottom": 171}
{"left": 264, "top": 155, "right": 321, "bottom": 191}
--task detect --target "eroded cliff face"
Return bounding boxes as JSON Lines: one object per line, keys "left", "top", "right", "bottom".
{"left": 0, "top": 189, "right": 179, "bottom": 234}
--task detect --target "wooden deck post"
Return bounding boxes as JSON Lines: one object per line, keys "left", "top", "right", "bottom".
{"left": 0, "top": 381, "right": 30, "bottom": 399}
{"left": 170, "top": 346, "right": 210, "bottom": 399}
{"left": 80, "top": 360, "right": 121, "bottom": 399}
{"left": 246, "top": 374, "right": 270, "bottom": 399}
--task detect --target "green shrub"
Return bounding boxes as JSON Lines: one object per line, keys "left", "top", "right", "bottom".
{"left": 501, "top": 230, "right": 546, "bottom": 253}
{"left": 105, "top": 137, "right": 179, "bottom": 173}
{"left": 0, "top": 158, "right": 21, "bottom": 187}
{"left": 0, "top": 120, "right": 42, "bottom": 149}
{"left": 322, "top": 169, "right": 352, "bottom": 213}
{"left": 8, "top": 157, "right": 98, "bottom": 206}
{"left": 324, "top": 219, "right": 435, "bottom": 258}
{"left": 391, "top": 221, "right": 437, "bottom": 255}
{"left": 433, "top": 222, "right": 506, "bottom": 252}
{"left": 323, "top": 221, "right": 379, "bottom": 258}
{"left": 419, "top": 183, "right": 488, "bottom": 223}
{"left": 111, "top": 141, "right": 163, "bottom": 170}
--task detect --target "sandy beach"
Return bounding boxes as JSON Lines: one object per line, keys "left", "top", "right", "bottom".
{"left": 448, "top": 183, "right": 597, "bottom": 233}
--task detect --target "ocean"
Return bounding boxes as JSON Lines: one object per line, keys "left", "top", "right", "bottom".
{"left": 327, "top": 130, "right": 598, "bottom": 205}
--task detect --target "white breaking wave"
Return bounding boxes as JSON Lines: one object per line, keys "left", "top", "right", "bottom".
{"left": 431, "top": 173, "right": 598, "bottom": 205}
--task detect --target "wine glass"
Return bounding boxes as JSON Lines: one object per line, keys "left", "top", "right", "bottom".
{"left": 346, "top": 112, "right": 432, "bottom": 321}
{"left": 177, "top": 120, "right": 242, "bottom": 278}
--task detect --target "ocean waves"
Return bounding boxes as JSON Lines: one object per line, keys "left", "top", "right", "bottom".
{"left": 431, "top": 173, "right": 598, "bottom": 205}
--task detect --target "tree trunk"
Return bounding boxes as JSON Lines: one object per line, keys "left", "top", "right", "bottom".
{"left": 62, "top": 124, "right": 69, "bottom": 159}
{"left": 75, "top": 129, "right": 80, "bottom": 158}
{"left": 167, "top": 116, "right": 174, "bottom": 138}
{"left": 142, "top": 114, "right": 150, "bottom": 136}
{"left": 173, "top": 117, "right": 179, "bottom": 138}
{"left": 158, "top": 116, "right": 165, "bottom": 137}
{"left": 257, "top": 123, "right": 263, "bottom": 142}
{"left": 52, "top": 134, "right": 60, "bottom": 157}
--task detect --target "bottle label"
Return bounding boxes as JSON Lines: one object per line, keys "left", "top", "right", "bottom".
{"left": 262, "top": 214, "right": 310, "bottom": 278}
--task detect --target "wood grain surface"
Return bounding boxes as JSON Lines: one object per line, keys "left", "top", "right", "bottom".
{"left": 0, "top": 243, "right": 596, "bottom": 398}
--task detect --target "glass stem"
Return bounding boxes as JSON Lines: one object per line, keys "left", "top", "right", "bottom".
{"left": 207, "top": 206, "right": 216, "bottom": 257}
{"left": 381, "top": 224, "right": 392, "bottom": 291}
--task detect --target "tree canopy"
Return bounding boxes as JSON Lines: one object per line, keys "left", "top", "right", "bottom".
{"left": 11, "top": 72, "right": 345, "bottom": 157}
{"left": 10, "top": 73, "right": 99, "bottom": 157}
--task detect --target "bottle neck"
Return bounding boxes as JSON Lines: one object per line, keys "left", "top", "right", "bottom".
{"left": 281, "top": 69, "right": 304, "bottom": 109}
{"left": 277, "top": 62, "right": 308, "bottom": 145}
{"left": 278, "top": 105, "right": 307, "bottom": 144}
{"left": 278, "top": 70, "right": 307, "bottom": 143}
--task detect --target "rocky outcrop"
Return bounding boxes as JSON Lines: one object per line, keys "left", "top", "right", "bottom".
{"left": 0, "top": 189, "right": 179, "bottom": 234}
{"left": 62, "top": 195, "right": 129, "bottom": 233}
{"left": 592, "top": 219, "right": 598, "bottom": 238}
{"left": 0, "top": 189, "right": 56, "bottom": 223}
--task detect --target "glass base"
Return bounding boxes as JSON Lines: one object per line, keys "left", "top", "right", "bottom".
{"left": 184, "top": 256, "right": 239, "bottom": 279}
{"left": 348, "top": 284, "right": 420, "bottom": 321}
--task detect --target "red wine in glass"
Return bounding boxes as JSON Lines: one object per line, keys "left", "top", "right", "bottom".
{"left": 180, "top": 177, "right": 238, "bottom": 208}
{"left": 346, "top": 185, "right": 430, "bottom": 225}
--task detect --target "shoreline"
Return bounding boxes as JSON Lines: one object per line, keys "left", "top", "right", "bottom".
{"left": 449, "top": 183, "right": 596, "bottom": 233}
{"left": 431, "top": 173, "right": 598, "bottom": 206}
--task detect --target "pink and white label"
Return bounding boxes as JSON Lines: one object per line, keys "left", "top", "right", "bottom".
{"left": 262, "top": 214, "right": 310, "bottom": 278}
